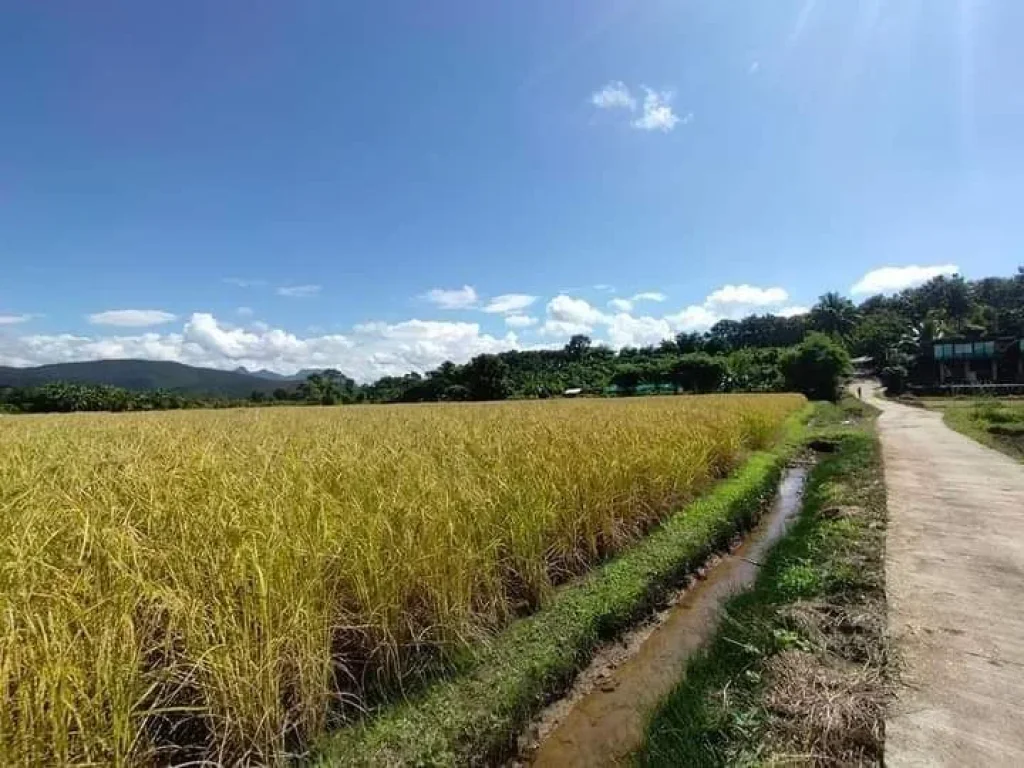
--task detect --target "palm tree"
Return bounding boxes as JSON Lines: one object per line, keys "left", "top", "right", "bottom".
{"left": 900, "top": 311, "right": 948, "bottom": 355}
{"left": 809, "top": 292, "right": 859, "bottom": 338}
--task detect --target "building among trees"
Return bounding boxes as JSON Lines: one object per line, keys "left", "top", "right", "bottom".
{"left": 929, "top": 336, "right": 1024, "bottom": 386}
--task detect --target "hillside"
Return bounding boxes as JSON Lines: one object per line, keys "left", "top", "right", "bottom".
{"left": 0, "top": 360, "right": 297, "bottom": 398}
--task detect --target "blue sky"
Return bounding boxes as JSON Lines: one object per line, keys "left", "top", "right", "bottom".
{"left": 1, "top": 1, "right": 1021, "bottom": 380}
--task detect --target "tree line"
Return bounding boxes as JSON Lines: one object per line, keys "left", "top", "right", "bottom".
{"left": 3, "top": 268, "right": 1020, "bottom": 413}
{"left": 354, "top": 268, "right": 1022, "bottom": 404}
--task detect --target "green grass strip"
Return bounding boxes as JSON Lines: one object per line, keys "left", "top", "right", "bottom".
{"left": 941, "top": 402, "right": 1024, "bottom": 462}
{"left": 316, "top": 405, "right": 814, "bottom": 766}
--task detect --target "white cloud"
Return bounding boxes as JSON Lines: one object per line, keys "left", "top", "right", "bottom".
{"left": 778, "top": 305, "right": 810, "bottom": 318}
{"left": 0, "top": 313, "right": 522, "bottom": 383}
{"left": 662, "top": 284, "right": 792, "bottom": 333}
{"left": 538, "top": 282, "right": 794, "bottom": 343}
{"left": 505, "top": 314, "right": 538, "bottom": 328}
{"left": 224, "top": 277, "right": 266, "bottom": 288}
{"left": 541, "top": 294, "right": 606, "bottom": 336}
{"left": 0, "top": 314, "right": 34, "bottom": 325}
{"left": 749, "top": 61, "right": 761, "bottom": 74}
{"left": 609, "top": 290, "right": 668, "bottom": 313}
{"left": 591, "top": 81, "right": 636, "bottom": 111}
{"left": 87, "top": 310, "right": 177, "bottom": 327}
{"left": 705, "top": 284, "right": 789, "bottom": 307}
{"left": 236, "top": 306, "right": 254, "bottom": 317}
{"left": 632, "top": 88, "right": 683, "bottom": 132}
{"left": 2, "top": 281, "right": 811, "bottom": 382}
{"left": 665, "top": 305, "right": 719, "bottom": 332}
{"left": 591, "top": 83, "right": 689, "bottom": 133}
{"left": 482, "top": 294, "right": 538, "bottom": 314}
{"left": 423, "top": 285, "right": 479, "bottom": 310}
{"left": 632, "top": 291, "right": 667, "bottom": 303}
{"left": 851, "top": 264, "right": 959, "bottom": 295}
{"left": 606, "top": 313, "right": 673, "bottom": 348}
{"left": 276, "top": 284, "right": 322, "bottom": 298}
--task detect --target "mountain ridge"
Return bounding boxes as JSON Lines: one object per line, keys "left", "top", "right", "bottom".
{"left": 0, "top": 360, "right": 304, "bottom": 398}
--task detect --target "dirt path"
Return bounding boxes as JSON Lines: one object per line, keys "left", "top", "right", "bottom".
{"left": 865, "top": 386, "right": 1024, "bottom": 766}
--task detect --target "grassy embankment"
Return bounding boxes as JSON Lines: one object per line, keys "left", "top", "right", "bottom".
{"left": 921, "top": 398, "right": 1024, "bottom": 462}
{"left": 636, "top": 399, "right": 888, "bottom": 767}
{"left": 0, "top": 394, "right": 804, "bottom": 765}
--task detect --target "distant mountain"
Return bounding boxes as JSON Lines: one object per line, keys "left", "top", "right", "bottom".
{"left": 233, "top": 366, "right": 308, "bottom": 382}
{"left": 233, "top": 366, "right": 330, "bottom": 381}
{"left": 0, "top": 360, "right": 300, "bottom": 398}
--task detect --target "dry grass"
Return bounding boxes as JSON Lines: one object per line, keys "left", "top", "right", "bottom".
{"left": 764, "top": 649, "right": 886, "bottom": 766}
{"left": 0, "top": 394, "right": 803, "bottom": 765}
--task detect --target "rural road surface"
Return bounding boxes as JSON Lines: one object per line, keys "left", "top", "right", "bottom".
{"left": 865, "top": 385, "right": 1024, "bottom": 766}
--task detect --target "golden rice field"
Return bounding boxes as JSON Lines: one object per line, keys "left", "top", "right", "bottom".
{"left": 0, "top": 394, "right": 804, "bottom": 765}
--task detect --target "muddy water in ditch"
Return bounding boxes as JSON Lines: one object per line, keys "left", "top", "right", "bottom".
{"left": 524, "top": 465, "right": 810, "bottom": 768}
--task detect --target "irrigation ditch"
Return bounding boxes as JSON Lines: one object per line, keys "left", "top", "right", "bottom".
{"left": 516, "top": 462, "right": 814, "bottom": 767}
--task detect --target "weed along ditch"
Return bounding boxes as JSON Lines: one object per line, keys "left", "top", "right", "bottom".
{"left": 520, "top": 463, "right": 813, "bottom": 767}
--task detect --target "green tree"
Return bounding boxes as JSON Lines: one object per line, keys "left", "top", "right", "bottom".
{"left": 780, "top": 332, "right": 851, "bottom": 401}
{"left": 611, "top": 364, "right": 644, "bottom": 392}
{"left": 463, "top": 354, "right": 511, "bottom": 401}
{"left": 809, "top": 292, "right": 859, "bottom": 339}
{"left": 670, "top": 353, "right": 727, "bottom": 393}
{"left": 564, "top": 334, "right": 592, "bottom": 361}
{"left": 674, "top": 332, "right": 704, "bottom": 354}
{"left": 851, "top": 309, "right": 908, "bottom": 366}
{"left": 726, "top": 348, "right": 785, "bottom": 392}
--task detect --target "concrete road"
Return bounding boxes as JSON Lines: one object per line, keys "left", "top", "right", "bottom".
{"left": 864, "top": 386, "right": 1024, "bottom": 766}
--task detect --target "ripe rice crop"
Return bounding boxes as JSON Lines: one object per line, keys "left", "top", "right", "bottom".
{"left": 0, "top": 394, "right": 803, "bottom": 764}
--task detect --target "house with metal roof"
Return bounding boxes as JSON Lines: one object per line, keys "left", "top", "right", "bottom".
{"left": 928, "top": 336, "right": 1024, "bottom": 391}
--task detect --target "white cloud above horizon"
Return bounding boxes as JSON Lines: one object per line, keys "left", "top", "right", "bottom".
{"left": 608, "top": 291, "right": 667, "bottom": 312}
{"left": 505, "top": 314, "right": 538, "bottom": 328}
{"left": 591, "top": 81, "right": 636, "bottom": 111}
{"left": 591, "top": 82, "right": 689, "bottom": 133}
{"left": 424, "top": 285, "right": 479, "bottom": 310}
{"left": 482, "top": 293, "right": 538, "bottom": 314}
{"left": 0, "top": 313, "right": 520, "bottom": 383}
{"left": 87, "top": 309, "right": 177, "bottom": 327}
{"left": 1, "top": 283, "right": 809, "bottom": 381}
{"left": 851, "top": 264, "right": 959, "bottom": 295}
{"left": 539, "top": 282, "right": 791, "bottom": 344}
{"left": 633, "top": 291, "right": 667, "bottom": 302}
{"left": 632, "top": 88, "right": 684, "bottom": 132}
{"left": 223, "top": 277, "right": 267, "bottom": 288}
{"left": 778, "top": 305, "right": 810, "bottom": 318}
{"left": 541, "top": 294, "right": 607, "bottom": 337}
{"left": 0, "top": 314, "right": 35, "bottom": 325}
{"left": 705, "top": 284, "right": 788, "bottom": 306}
{"left": 276, "top": 284, "right": 322, "bottom": 298}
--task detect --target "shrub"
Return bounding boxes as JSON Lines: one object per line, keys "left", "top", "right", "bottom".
{"left": 670, "top": 353, "right": 728, "bottom": 393}
{"left": 879, "top": 364, "right": 909, "bottom": 395}
{"left": 781, "top": 333, "right": 851, "bottom": 402}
